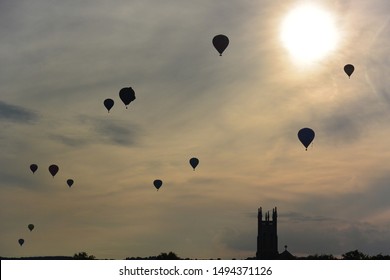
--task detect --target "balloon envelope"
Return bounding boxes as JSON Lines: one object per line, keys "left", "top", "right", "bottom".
{"left": 48, "top": 164, "right": 59, "bottom": 177}
{"left": 18, "top": 239, "right": 24, "bottom": 246}
{"left": 30, "top": 164, "right": 38, "bottom": 174}
{"left": 153, "top": 179, "right": 163, "bottom": 190}
{"left": 104, "top": 98, "right": 114, "bottom": 112}
{"left": 67, "top": 179, "right": 74, "bottom": 187}
{"left": 344, "top": 64, "right": 354, "bottom": 78}
{"left": 119, "top": 87, "right": 136, "bottom": 108}
{"left": 298, "top": 128, "right": 315, "bottom": 150}
{"left": 28, "top": 224, "right": 34, "bottom": 231}
{"left": 189, "top": 157, "right": 199, "bottom": 170}
{"left": 212, "top": 34, "right": 229, "bottom": 56}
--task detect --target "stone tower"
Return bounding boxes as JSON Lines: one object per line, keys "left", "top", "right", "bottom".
{"left": 256, "top": 207, "right": 279, "bottom": 259}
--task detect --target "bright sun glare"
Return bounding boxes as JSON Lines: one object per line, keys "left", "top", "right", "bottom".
{"left": 281, "top": 4, "right": 338, "bottom": 64}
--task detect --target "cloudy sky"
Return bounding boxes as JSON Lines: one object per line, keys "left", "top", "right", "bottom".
{"left": 1, "top": 0, "right": 390, "bottom": 259}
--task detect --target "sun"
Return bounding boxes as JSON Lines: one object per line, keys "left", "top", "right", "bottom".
{"left": 280, "top": 4, "right": 338, "bottom": 64}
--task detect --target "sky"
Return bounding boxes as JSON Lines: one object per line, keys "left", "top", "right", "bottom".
{"left": 1, "top": 0, "right": 390, "bottom": 259}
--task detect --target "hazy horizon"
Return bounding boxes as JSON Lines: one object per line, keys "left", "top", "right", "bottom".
{"left": 1, "top": 0, "right": 390, "bottom": 260}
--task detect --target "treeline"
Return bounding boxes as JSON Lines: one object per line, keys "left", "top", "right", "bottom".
{"left": 299, "top": 250, "right": 390, "bottom": 260}
{"left": 0, "top": 251, "right": 178, "bottom": 260}
{"left": 0, "top": 252, "right": 95, "bottom": 260}
{"left": 126, "top": 251, "right": 181, "bottom": 260}
{"left": 2, "top": 250, "right": 390, "bottom": 260}
{"left": 128, "top": 250, "right": 390, "bottom": 260}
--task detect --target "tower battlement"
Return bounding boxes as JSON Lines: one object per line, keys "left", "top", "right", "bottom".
{"left": 256, "top": 207, "right": 278, "bottom": 259}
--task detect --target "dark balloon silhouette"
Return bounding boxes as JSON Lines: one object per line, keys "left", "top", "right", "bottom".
{"left": 48, "top": 164, "right": 59, "bottom": 177}
{"left": 153, "top": 179, "right": 163, "bottom": 191}
{"left": 212, "top": 34, "right": 229, "bottom": 56}
{"left": 28, "top": 224, "right": 34, "bottom": 231}
{"left": 67, "top": 179, "right": 74, "bottom": 187}
{"left": 104, "top": 98, "right": 114, "bottom": 113}
{"left": 189, "top": 157, "right": 199, "bottom": 170}
{"left": 18, "top": 239, "right": 24, "bottom": 246}
{"left": 344, "top": 64, "right": 354, "bottom": 78}
{"left": 30, "top": 164, "right": 38, "bottom": 174}
{"left": 298, "top": 128, "right": 315, "bottom": 150}
{"left": 119, "top": 87, "right": 136, "bottom": 109}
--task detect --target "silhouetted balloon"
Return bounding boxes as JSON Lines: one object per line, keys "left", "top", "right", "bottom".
{"left": 298, "top": 128, "right": 315, "bottom": 150}
{"left": 153, "top": 179, "right": 163, "bottom": 191}
{"left": 48, "top": 164, "right": 59, "bottom": 177}
{"left": 213, "top": 34, "right": 229, "bottom": 56}
{"left": 189, "top": 157, "right": 199, "bottom": 170}
{"left": 18, "top": 239, "right": 24, "bottom": 246}
{"left": 30, "top": 164, "right": 38, "bottom": 174}
{"left": 344, "top": 64, "right": 354, "bottom": 78}
{"left": 28, "top": 224, "right": 34, "bottom": 232}
{"left": 104, "top": 98, "right": 114, "bottom": 112}
{"left": 119, "top": 87, "right": 136, "bottom": 109}
{"left": 67, "top": 179, "right": 74, "bottom": 187}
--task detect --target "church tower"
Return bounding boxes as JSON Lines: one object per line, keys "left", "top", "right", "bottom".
{"left": 256, "top": 207, "right": 279, "bottom": 259}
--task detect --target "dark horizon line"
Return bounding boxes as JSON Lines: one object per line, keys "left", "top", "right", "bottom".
{"left": 2, "top": 249, "right": 390, "bottom": 260}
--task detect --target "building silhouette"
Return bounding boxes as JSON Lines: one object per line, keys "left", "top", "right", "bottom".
{"left": 256, "top": 207, "right": 294, "bottom": 260}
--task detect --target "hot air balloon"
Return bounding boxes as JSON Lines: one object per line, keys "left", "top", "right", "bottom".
{"left": 67, "top": 179, "right": 74, "bottom": 188}
{"left": 18, "top": 239, "right": 24, "bottom": 246}
{"left": 298, "top": 128, "right": 315, "bottom": 150}
{"left": 28, "top": 224, "right": 34, "bottom": 232}
{"left": 104, "top": 98, "right": 114, "bottom": 113}
{"left": 153, "top": 179, "right": 163, "bottom": 191}
{"left": 30, "top": 164, "right": 38, "bottom": 174}
{"left": 212, "top": 34, "right": 229, "bottom": 56}
{"left": 189, "top": 157, "right": 199, "bottom": 170}
{"left": 344, "top": 64, "right": 354, "bottom": 78}
{"left": 119, "top": 87, "right": 136, "bottom": 109}
{"left": 48, "top": 164, "right": 59, "bottom": 177}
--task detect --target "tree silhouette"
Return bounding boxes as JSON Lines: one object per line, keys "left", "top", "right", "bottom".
{"left": 305, "top": 254, "right": 337, "bottom": 260}
{"left": 342, "top": 250, "right": 368, "bottom": 260}
{"left": 369, "top": 253, "right": 390, "bottom": 260}
{"left": 73, "top": 252, "right": 96, "bottom": 260}
{"left": 125, "top": 251, "right": 181, "bottom": 260}
{"left": 156, "top": 252, "right": 180, "bottom": 260}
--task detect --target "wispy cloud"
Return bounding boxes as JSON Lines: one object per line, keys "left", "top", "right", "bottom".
{"left": 75, "top": 115, "right": 142, "bottom": 147}
{"left": 281, "top": 211, "right": 339, "bottom": 223}
{"left": 95, "top": 121, "right": 140, "bottom": 146}
{"left": 0, "top": 101, "right": 38, "bottom": 123}
{"left": 49, "top": 134, "right": 89, "bottom": 148}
